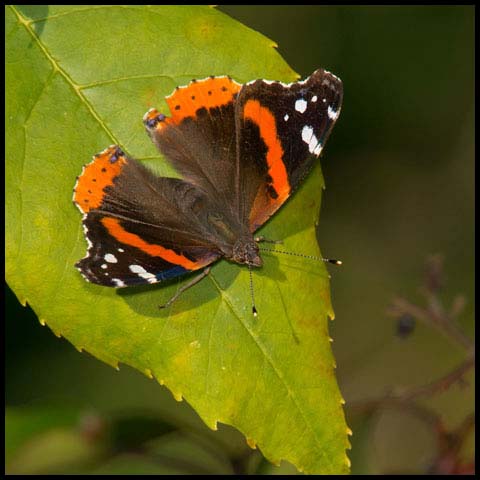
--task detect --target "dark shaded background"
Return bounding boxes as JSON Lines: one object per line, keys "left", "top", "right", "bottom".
{"left": 6, "top": 5, "right": 474, "bottom": 474}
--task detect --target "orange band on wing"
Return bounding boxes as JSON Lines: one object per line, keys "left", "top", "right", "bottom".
{"left": 243, "top": 100, "right": 290, "bottom": 228}
{"left": 74, "top": 146, "right": 126, "bottom": 213}
{"left": 243, "top": 100, "right": 290, "bottom": 200}
{"left": 101, "top": 217, "right": 201, "bottom": 270}
{"left": 166, "top": 77, "right": 241, "bottom": 124}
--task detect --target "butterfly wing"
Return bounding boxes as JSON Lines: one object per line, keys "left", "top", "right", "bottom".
{"left": 234, "top": 68, "right": 343, "bottom": 231}
{"left": 75, "top": 70, "right": 343, "bottom": 285}
{"left": 73, "top": 146, "right": 221, "bottom": 287}
{"left": 144, "top": 76, "right": 242, "bottom": 215}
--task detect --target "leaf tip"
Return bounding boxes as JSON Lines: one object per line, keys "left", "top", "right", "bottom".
{"left": 144, "top": 368, "right": 154, "bottom": 379}
{"left": 346, "top": 427, "right": 353, "bottom": 436}
{"left": 76, "top": 345, "right": 84, "bottom": 353}
{"left": 173, "top": 391, "right": 183, "bottom": 402}
{"left": 246, "top": 437, "right": 257, "bottom": 449}
{"left": 39, "top": 318, "right": 46, "bottom": 326}
{"left": 340, "top": 397, "right": 346, "bottom": 405}
{"left": 18, "top": 296, "right": 28, "bottom": 307}
{"left": 345, "top": 454, "right": 352, "bottom": 468}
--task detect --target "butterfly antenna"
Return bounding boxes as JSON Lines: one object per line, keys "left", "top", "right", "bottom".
{"left": 248, "top": 263, "right": 258, "bottom": 317}
{"left": 258, "top": 247, "right": 342, "bottom": 265}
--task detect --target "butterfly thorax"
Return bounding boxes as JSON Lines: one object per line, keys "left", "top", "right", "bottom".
{"left": 206, "top": 212, "right": 261, "bottom": 266}
{"left": 231, "top": 237, "right": 262, "bottom": 267}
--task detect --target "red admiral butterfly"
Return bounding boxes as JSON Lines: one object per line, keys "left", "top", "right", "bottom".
{"left": 73, "top": 69, "right": 343, "bottom": 311}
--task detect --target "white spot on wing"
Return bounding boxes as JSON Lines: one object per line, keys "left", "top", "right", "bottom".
{"left": 112, "top": 278, "right": 126, "bottom": 287}
{"left": 105, "top": 253, "right": 118, "bottom": 263}
{"left": 118, "top": 248, "right": 124, "bottom": 253}
{"left": 328, "top": 105, "right": 339, "bottom": 120}
{"left": 311, "top": 95, "right": 318, "bottom": 102}
{"left": 101, "top": 264, "right": 107, "bottom": 269}
{"left": 284, "top": 114, "right": 289, "bottom": 121}
{"left": 301, "top": 125, "right": 322, "bottom": 155}
{"left": 129, "top": 264, "right": 157, "bottom": 283}
{"left": 302, "top": 125, "right": 314, "bottom": 144}
{"left": 130, "top": 264, "right": 146, "bottom": 274}
{"left": 308, "top": 135, "right": 320, "bottom": 154}
{"left": 295, "top": 98, "right": 307, "bottom": 114}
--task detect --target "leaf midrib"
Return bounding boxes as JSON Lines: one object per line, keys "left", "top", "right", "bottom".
{"left": 207, "top": 271, "right": 333, "bottom": 470}
{"left": 10, "top": 6, "right": 340, "bottom": 472}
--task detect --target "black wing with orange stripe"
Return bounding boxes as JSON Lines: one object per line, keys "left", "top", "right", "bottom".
{"left": 235, "top": 69, "right": 343, "bottom": 231}
{"left": 73, "top": 146, "right": 221, "bottom": 287}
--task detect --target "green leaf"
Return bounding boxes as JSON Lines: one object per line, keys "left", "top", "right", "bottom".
{"left": 5, "top": 406, "right": 80, "bottom": 466}
{"left": 6, "top": 5, "right": 350, "bottom": 474}
{"left": 5, "top": 407, "right": 103, "bottom": 474}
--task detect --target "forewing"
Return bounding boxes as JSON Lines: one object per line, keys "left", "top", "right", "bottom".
{"left": 144, "top": 76, "right": 242, "bottom": 213}
{"left": 235, "top": 69, "right": 343, "bottom": 231}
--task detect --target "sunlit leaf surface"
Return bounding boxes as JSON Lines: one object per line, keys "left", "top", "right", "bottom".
{"left": 6, "top": 5, "right": 349, "bottom": 473}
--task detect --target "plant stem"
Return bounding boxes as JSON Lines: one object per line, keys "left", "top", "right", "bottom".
{"left": 399, "top": 354, "right": 475, "bottom": 402}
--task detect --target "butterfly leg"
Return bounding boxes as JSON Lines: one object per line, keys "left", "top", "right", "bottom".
{"left": 254, "top": 235, "right": 283, "bottom": 245}
{"left": 159, "top": 266, "right": 211, "bottom": 309}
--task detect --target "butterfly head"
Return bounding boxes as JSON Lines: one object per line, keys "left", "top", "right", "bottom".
{"left": 232, "top": 238, "right": 262, "bottom": 267}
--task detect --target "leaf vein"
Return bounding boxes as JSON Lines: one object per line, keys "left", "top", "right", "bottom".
{"left": 207, "top": 270, "right": 333, "bottom": 468}
{"left": 80, "top": 74, "right": 176, "bottom": 90}
{"left": 11, "top": 6, "right": 122, "bottom": 149}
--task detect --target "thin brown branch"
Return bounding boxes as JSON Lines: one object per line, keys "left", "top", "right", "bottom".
{"left": 349, "top": 395, "right": 441, "bottom": 430}
{"left": 350, "top": 354, "right": 474, "bottom": 418}
{"left": 449, "top": 294, "right": 467, "bottom": 319}
{"left": 387, "top": 255, "right": 474, "bottom": 352}
{"left": 388, "top": 296, "right": 474, "bottom": 352}
{"left": 429, "top": 412, "right": 475, "bottom": 474}
{"left": 362, "top": 255, "right": 475, "bottom": 474}
{"left": 400, "top": 354, "right": 475, "bottom": 402}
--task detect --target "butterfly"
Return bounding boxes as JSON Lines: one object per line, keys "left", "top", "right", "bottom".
{"left": 73, "top": 69, "right": 343, "bottom": 311}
